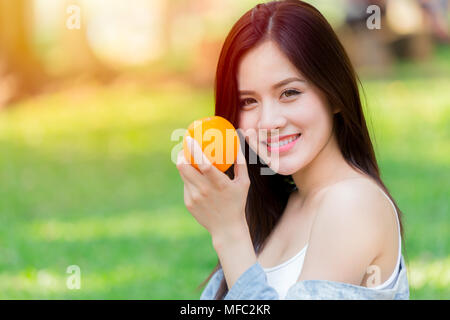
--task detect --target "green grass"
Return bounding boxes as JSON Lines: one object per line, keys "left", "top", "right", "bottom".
{"left": 0, "top": 71, "right": 448, "bottom": 299}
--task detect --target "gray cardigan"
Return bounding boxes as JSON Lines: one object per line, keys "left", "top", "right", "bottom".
{"left": 200, "top": 255, "right": 410, "bottom": 300}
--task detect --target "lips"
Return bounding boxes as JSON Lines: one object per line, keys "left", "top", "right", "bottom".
{"left": 265, "top": 133, "right": 301, "bottom": 145}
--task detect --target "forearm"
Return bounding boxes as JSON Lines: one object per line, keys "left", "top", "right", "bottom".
{"left": 205, "top": 222, "right": 282, "bottom": 299}
{"left": 212, "top": 222, "right": 257, "bottom": 289}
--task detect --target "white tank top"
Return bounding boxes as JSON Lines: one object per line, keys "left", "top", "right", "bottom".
{"left": 262, "top": 189, "right": 402, "bottom": 299}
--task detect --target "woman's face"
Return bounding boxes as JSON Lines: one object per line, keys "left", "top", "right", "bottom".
{"left": 237, "top": 40, "right": 337, "bottom": 175}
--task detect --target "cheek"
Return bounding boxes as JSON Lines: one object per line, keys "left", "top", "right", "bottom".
{"left": 292, "top": 100, "right": 334, "bottom": 164}
{"left": 296, "top": 96, "right": 333, "bottom": 136}
{"left": 237, "top": 112, "right": 249, "bottom": 130}
{"left": 238, "top": 107, "right": 263, "bottom": 125}
{"left": 238, "top": 112, "right": 259, "bottom": 138}
{"left": 237, "top": 113, "right": 258, "bottom": 150}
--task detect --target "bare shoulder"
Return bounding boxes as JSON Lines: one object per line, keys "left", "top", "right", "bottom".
{"left": 311, "top": 176, "right": 396, "bottom": 254}
{"left": 316, "top": 177, "right": 394, "bottom": 226}
{"left": 298, "top": 176, "right": 398, "bottom": 284}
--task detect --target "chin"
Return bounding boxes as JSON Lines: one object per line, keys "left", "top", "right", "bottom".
{"left": 267, "top": 158, "right": 305, "bottom": 176}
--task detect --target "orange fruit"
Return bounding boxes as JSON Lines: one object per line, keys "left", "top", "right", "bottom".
{"left": 183, "top": 116, "right": 240, "bottom": 172}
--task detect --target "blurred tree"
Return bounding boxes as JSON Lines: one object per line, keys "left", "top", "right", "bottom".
{"left": 59, "top": 0, "right": 116, "bottom": 81}
{"left": 0, "top": 0, "right": 46, "bottom": 107}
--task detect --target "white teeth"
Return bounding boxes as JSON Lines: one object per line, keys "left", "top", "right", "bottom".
{"left": 267, "top": 134, "right": 300, "bottom": 148}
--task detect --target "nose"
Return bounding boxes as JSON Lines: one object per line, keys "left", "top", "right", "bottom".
{"left": 257, "top": 102, "right": 286, "bottom": 136}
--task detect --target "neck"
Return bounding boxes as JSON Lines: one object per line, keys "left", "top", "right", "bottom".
{"left": 291, "top": 132, "right": 359, "bottom": 201}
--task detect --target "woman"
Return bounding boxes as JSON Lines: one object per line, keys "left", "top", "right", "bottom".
{"left": 176, "top": 0, "right": 409, "bottom": 299}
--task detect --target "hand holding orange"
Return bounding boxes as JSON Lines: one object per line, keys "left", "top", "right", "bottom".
{"left": 177, "top": 116, "right": 251, "bottom": 243}
{"left": 183, "top": 116, "right": 240, "bottom": 172}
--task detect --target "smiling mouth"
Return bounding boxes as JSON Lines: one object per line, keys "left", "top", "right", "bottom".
{"left": 264, "top": 133, "right": 301, "bottom": 147}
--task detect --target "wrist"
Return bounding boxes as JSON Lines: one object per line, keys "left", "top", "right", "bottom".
{"left": 211, "top": 221, "right": 257, "bottom": 289}
{"left": 212, "top": 221, "right": 250, "bottom": 251}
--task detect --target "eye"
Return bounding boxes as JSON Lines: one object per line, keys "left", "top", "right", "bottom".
{"left": 239, "top": 98, "right": 257, "bottom": 108}
{"left": 281, "top": 89, "right": 301, "bottom": 99}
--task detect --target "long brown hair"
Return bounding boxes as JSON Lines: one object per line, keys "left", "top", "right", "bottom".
{"left": 197, "top": 0, "right": 407, "bottom": 300}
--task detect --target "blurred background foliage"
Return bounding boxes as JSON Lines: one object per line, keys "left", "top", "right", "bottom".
{"left": 0, "top": 0, "right": 448, "bottom": 299}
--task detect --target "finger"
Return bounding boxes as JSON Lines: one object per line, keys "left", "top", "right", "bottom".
{"left": 186, "top": 135, "right": 228, "bottom": 186}
{"left": 177, "top": 143, "right": 209, "bottom": 190}
{"left": 176, "top": 150, "right": 189, "bottom": 177}
{"left": 176, "top": 151, "right": 190, "bottom": 186}
{"left": 176, "top": 151, "right": 196, "bottom": 201}
{"left": 184, "top": 183, "right": 193, "bottom": 208}
{"left": 186, "top": 136, "right": 211, "bottom": 171}
{"left": 179, "top": 157, "right": 206, "bottom": 208}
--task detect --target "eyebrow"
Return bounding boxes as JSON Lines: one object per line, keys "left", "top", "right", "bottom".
{"left": 238, "top": 77, "right": 305, "bottom": 95}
